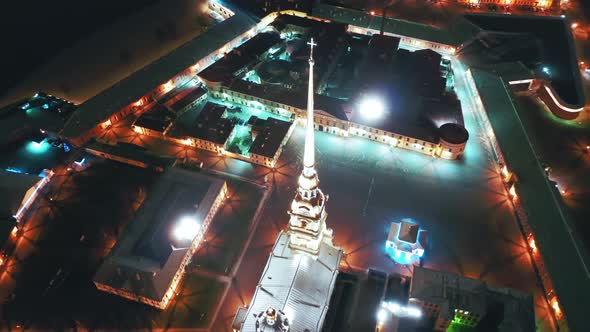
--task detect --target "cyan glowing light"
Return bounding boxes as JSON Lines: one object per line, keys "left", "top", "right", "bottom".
{"left": 173, "top": 216, "right": 200, "bottom": 241}
{"left": 27, "top": 140, "right": 50, "bottom": 154}
{"left": 21, "top": 103, "right": 30, "bottom": 110}
{"left": 74, "top": 158, "right": 86, "bottom": 166}
{"left": 5, "top": 167, "right": 25, "bottom": 174}
{"left": 542, "top": 66, "right": 550, "bottom": 74}
{"left": 359, "top": 96, "right": 385, "bottom": 120}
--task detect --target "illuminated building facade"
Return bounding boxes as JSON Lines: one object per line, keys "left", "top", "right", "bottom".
{"left": 208, "top": 0, "right": 235, "bottom": 20}
{"left": 86, "top": 140, "right": 175, "bottom": 172}
{"left": 0, "top": 169, "right": 54, "bottom": 269}
{"left": 93, "top": 167, "right": 227, "bottom": 309}
{"left": 232, "top": 39, "right": 342, "bottom": 332}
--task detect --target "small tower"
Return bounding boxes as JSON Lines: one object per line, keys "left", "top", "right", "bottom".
{"left": 287, "top": 38, "right": 334, "bottom": 255}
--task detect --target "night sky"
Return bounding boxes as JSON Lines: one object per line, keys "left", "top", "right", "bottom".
{"left": 0, "top": 0, "right": 158, "bottom": 98}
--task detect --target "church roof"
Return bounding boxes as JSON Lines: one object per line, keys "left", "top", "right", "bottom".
{"left": 241, "top": 232, "right": 342, "bottom": 332}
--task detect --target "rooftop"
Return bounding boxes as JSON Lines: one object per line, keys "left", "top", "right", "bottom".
{"left": 85, "top": 140, "right": 175, "bottom": 169}
{"left": 170, "top": 102, "right": 234, "bottom": 145}
{"left": 312, "top": 3, "right": 457, "bottom": 46}
{"left": 166, "top": 85, "right": 207, "bottom": 112}
{"left": 199, "top": 31, "right": 281, "bottom": 84}
{"left": 93, "top": 167, "right": 225, "bottom": 303}
{"left": 410, "top": 266, "right": 535, "bottom": 331}
{"left": 248, "top": 117, "right": 293, "bottom": 158}
{"left": 240, "top": 232, "right": 343, "bottom": 332}
{"left": 60, "top": 12, "right": 257, "bottom": 139}
{"left": 460, "top": 13, "right": 584, "bottom": 107}
{"left": 133, "top": 104, "right": 175, "bottom": 133}
{"left": 0, "top": 170, "right": 41, "bottom": 220}
{"left": 350, "top": 48, "right": 463, "bottom": 143}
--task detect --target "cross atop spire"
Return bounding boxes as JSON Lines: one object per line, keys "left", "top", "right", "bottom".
{"left": 307, "top": 38, "right": 317, "bottom": 60}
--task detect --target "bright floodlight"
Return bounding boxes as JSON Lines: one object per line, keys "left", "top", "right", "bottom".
{"left": 377, "top": 308, "right": 387, "bottom": 323}
{"left": 359, "top": 96, "right": 385, "bottom": 120}
{"left": 173, "top": 216, "right": 200, "bottom": 241}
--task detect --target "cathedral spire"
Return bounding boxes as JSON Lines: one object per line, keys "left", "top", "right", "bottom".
{"left": 287, "top": 38, "right": 334, "bottom": 256}
{"left": 303, "top": 38, "right": 317, "bottom": 177}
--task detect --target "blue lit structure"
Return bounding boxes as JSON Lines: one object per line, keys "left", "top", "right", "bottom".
{"left": 5, "top": 167, "right": 26, "bottom": 174}
{"left": 385, "top": 219, "right": 427, "bottom": 265}
{"left": 26, "top": 140, "right": 50, "bottom": 154}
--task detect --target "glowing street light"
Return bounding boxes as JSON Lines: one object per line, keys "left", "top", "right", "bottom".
{"left": 542, "top": 66, "right": 550, "bottom": 75}
{"left": 173, "top": 216, "right": 200, "bottom": 241}
{"left": 381, "top": 301, "right": 423, "bottom": 319}
{"left": 377, "top": 308, "right": 388, "bottom": 323}
{"left": 359, "top": 96, "right": 385, "bottom": 120}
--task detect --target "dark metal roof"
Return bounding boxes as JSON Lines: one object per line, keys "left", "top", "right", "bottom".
{"left": 61, "top": 12, "right": 257, "bottom": 139}
{"left": 312, "top": 3, "right": 458, "bottom": 46}
{"left": 248, "top": 117, "right": 292, "bottom": 158}
{"left": 93, "top": 168, "right": 225, "bottom": 302}
{"left": 472, "top": 69, "right": 590, "bottom": 332}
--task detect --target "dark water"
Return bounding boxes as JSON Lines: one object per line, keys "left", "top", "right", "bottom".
{"left": 0, "top": 0, "right": 158, "bottom": 97}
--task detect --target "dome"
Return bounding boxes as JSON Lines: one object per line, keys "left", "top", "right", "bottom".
{"left": 439, "top": 123, "right": 469, "bottom": 145}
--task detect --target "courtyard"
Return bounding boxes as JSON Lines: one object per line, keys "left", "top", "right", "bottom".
{"left": 200, "top": 75, "right": 553, "bottom": 331}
